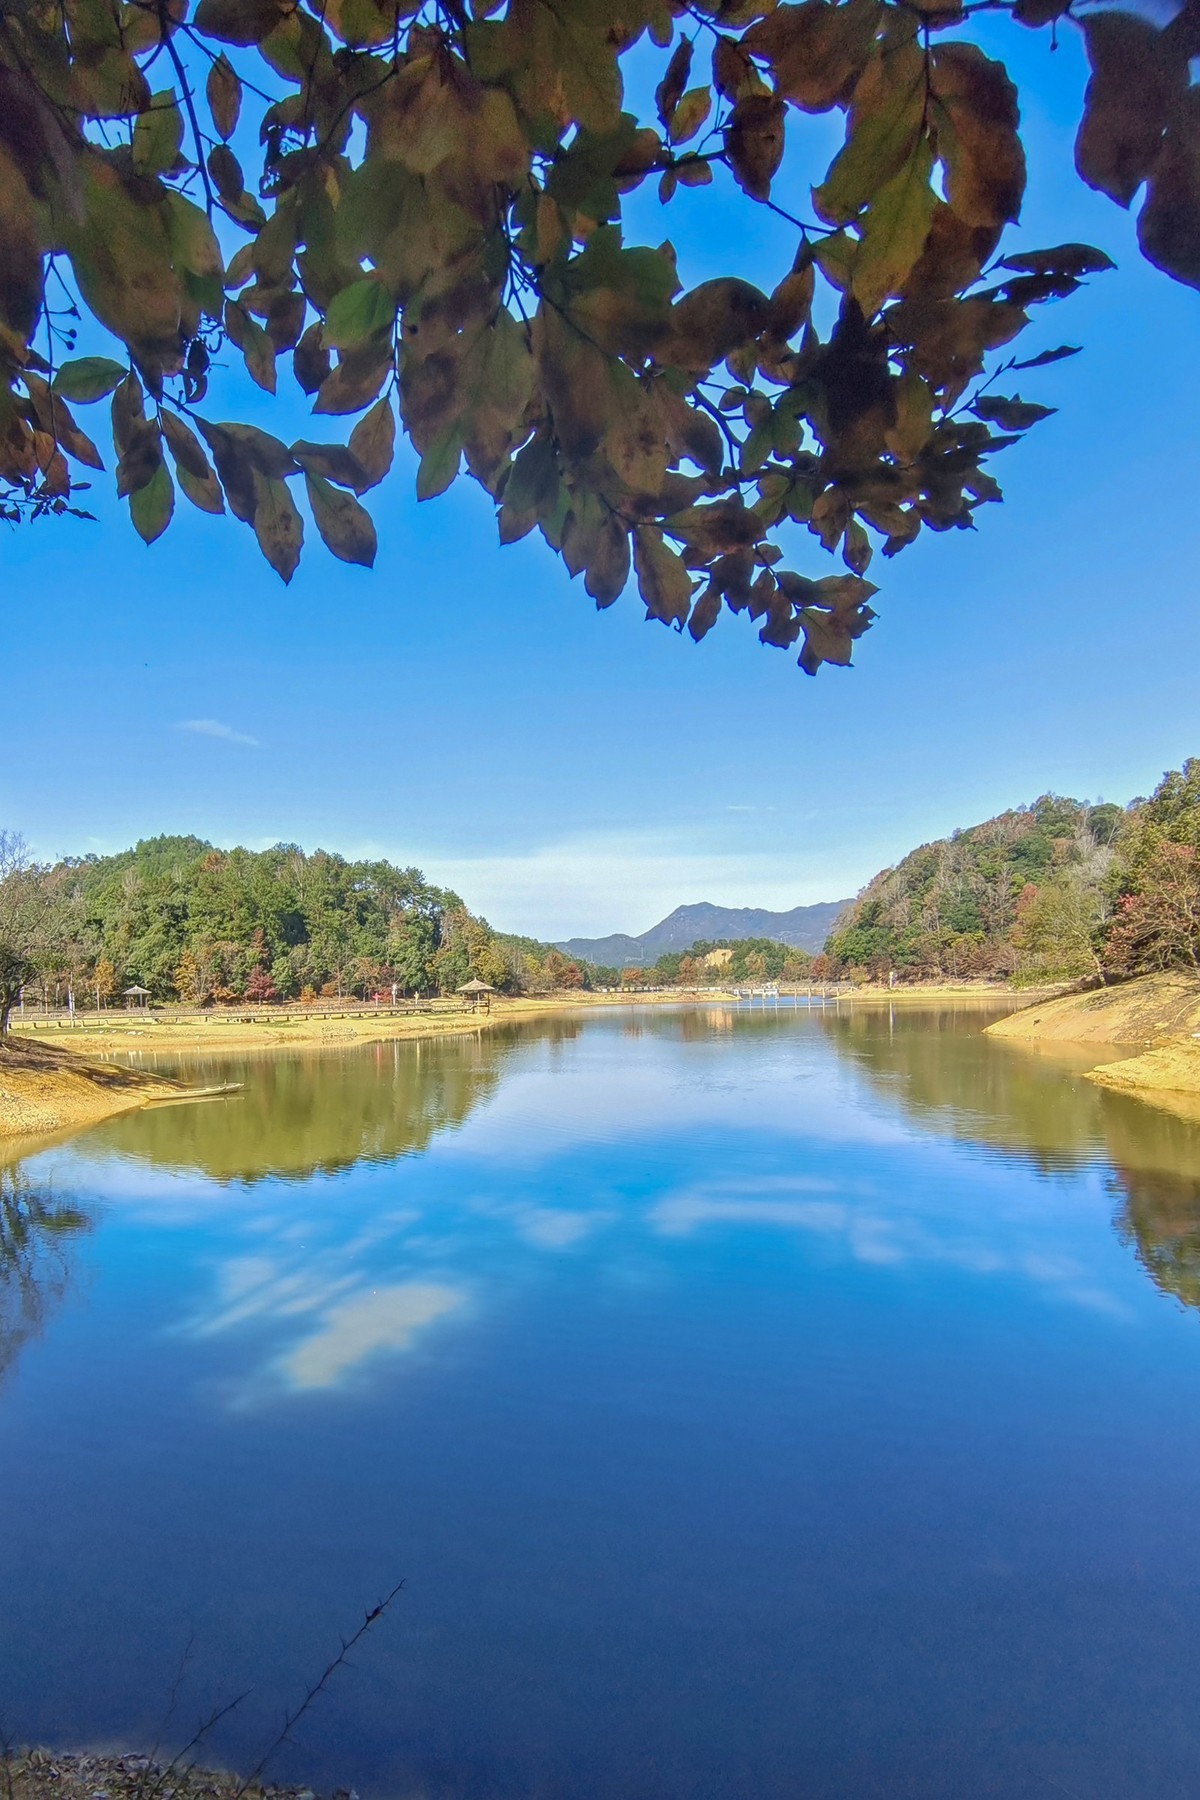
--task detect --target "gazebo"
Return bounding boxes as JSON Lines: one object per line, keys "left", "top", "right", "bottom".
{"left": 123, "top": 984, "right": 151, "bottom": 1009}
{"left": 458, "top": 978, "right": 496, "bottom": 1013}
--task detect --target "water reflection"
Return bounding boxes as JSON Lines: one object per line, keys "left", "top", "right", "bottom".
{"left": 0, "top": 1163, "right": 91, "bottom": 1386}
{"left": 817, "top": 1003, "right": 1200, "bottom": 1314}
{"left": 93, "top": 1031, "right": 515, "bottom": 1181}
{"left": 8, "top": 1006, "right": 1200, "bottom": 1799}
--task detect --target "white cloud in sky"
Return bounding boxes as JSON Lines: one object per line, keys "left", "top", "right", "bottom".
{"left": 415, "top": 826, "right": 865, "bottom": 940}
{"left": 176, "top": 718, "right": 260, "bottom": 748}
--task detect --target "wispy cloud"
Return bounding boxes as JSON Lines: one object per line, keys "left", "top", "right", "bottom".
{"left": 176, "top": 718, "right": 260, "bottom": 748}
{"left": 412, "top": 826, "right": 858, "bottom": 940}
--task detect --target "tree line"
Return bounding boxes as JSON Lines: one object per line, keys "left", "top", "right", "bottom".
{"left": 0, "top": 833, "right": 601, "bottom": 1034}
{"left": 821, "top": 760, "right": 1200, "bottom": 986}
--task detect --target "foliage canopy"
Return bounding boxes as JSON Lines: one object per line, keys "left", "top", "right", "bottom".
{"left": 0, "top": 0, "right": 1195, "bottom": 670}
{"left": 823, "top": 761, "right": 1200, "bottom": 981}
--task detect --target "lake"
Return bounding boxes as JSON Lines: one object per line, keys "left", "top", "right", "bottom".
{"left": 3, "top": 1002, "right": 1200, "bottom": 1800}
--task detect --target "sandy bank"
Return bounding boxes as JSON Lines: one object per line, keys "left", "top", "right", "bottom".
{"left": 0, "top": 1038, "right": 183, "bottom": 1145}
{"left": 984, "top": 972, "right": 1200, "bottom": 1116}
{"left": 984, "top": 972, "right": 1200, "bottom": 1046}
{"left": 1085, "top": 1037, "right": 1200, "bottom": 1114}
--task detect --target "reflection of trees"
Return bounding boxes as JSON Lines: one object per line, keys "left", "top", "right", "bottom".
{"left": 1114, "top": 1167, "right": 1200, "bottom": 1313}
{"left": 0, "top": 1163, "right": 91, "bottom": 1386}
{"left": 817, "top": 1002, "right": 1109, "bottom": 1174}
{"left": 89, "top": 1030, "right": 524, "bottom": 1182}
{"left": 816, "top": 1002, "right": 1200, "bottom": 1317}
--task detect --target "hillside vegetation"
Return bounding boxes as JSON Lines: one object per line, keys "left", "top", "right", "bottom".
{"left": 822, "top": 759, "right": 1200, "bottom": 988}
{"left": 0, "top": 835, "right": 590, "bottom": 1016}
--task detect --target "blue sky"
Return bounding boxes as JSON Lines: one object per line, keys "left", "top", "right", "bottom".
{"left": 3, "top": 20, "right": 1197, "bottom": 939}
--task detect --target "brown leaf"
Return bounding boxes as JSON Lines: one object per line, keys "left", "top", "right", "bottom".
{"left": 314, "top": 350, "right": 391, "bottom": 415}
{"left": 930, "top": 44, "right": 1025, "bottom": 230}
{"left": 633, "top": 523, "right": 694, "bottom": 626}
{"left": 660, "top": 277, "right": 769, "bottom": 372}
{"left": 742, "top": 0, "right": 881, "bottom": 113}
{"left": 253, "top": 472, "right": 303, "bottom": 580}
{"left": 305, "top": 470, "right": 377, "bottom": 566}
{"left": 1076, "top": 14, "right": 1186, "bottom": 207}
{"left": 1138, "top": 87, "right": 1200, "bottom": 288}
{"left": 206, "top": 54, "right": 242, "bottom": 139}
{"left": 160, "top": 410, "right": 213, "bottom": 480}
{"left": 348, "top": 398, "right": 396, "bottom": 490}
{"left": 726, "top": 94, "right": 786, "bottom": 202}
{"left": 292, "top": 440, "right": 366, "bottom": 489}
{"left": 0, "top": 144, "right": 44, "bottom": 339}
{"left": 293, "top": 323, "right": 331, "bottom": 395}
{"left": 584, "top": 516, "right": 632, "bottom": 608}
{"left": 656, "top": 38, "right": 693, "bottom": 127}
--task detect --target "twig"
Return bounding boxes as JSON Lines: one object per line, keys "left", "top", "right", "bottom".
{"left": 142, "top": 1690, "right": 251, "bottom": 1800}
{"left": 234, "top": 1578, "right": 406, "bottom": 1798}
{"left": 159, "top": 10, "right": 216, "bottom": 218}
{"left": 150, "top": 1630, "right": 198, "bottom": 1762}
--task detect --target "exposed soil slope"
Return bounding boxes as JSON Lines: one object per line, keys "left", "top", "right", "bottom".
{"left": 985, "top": 972, "right": 1200, "bottom": 1045}
{"left": 0, "top": 1038, "right": 180, "bottom": 1143}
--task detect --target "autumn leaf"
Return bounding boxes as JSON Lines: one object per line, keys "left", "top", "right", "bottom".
{"left": 253, "top": 472, "right": 304, "bottom": 580}
{"left": 634, "top": 524, "right": 694, "bottom": 625}
{"left": 305, "top": 471, "right": 378, "bottom": 566}
{"left": 206, "top": 54, "right": 242, "bottom": 140}
{"left": 727, "top": 94, "right": 786, "bottom": 201}
{"left": 1076, "top": 14, "right": 1185, "bottom": 208}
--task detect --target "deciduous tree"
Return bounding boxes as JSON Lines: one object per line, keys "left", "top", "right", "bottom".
{"left": 3, "top": 0, "right": 1190, "bottom": 674}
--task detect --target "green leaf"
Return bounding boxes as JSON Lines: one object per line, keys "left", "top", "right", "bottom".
{"left": 305, "top": 471, "right": 377, "bottom": 566}
{"left": 851, "top": 137, "right": 936, "bottom": 317}
{"left": 51, "top": 357, "right": 126, "bottom": 403}
{"left": 814, "top": 46, "right": 926, "bottom": 225}
{"left": 132, "top": 91, "right": 184, "bottom": 176}
{"left": 129, "top": 461, "right": 174, "bottom": 544}
{"left": 416, "top": 422, "right": 463, "bottom": 501}
{"left": 669, "top": 86, "right": 712, "bottom": 146}
{"left": 324, "top": 278, "right": 395, "bottom": 352}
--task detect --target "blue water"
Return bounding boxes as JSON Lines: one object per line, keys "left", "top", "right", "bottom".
{"left": 3, "top": 1004, "right": 1200, "bottom": 1798}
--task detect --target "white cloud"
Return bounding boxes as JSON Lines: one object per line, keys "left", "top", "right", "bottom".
{"left": 280, "top": 1281, "right": 464, "bottom": 1389}
{"left": 413, "top": 826, "right": 863, "bottom": 939}
{"left": 176, "top": 718, "right": 260, "bottom": 748}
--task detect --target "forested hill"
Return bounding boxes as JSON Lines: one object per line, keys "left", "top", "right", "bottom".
{"left": 559, "top": 899, "right": 850, "bottom": 967}
{"left": 822, "top": 762, "right": 1200, "bottom": 984}
{"left": 29, "top": 836, "right": 536, "bottom": 1003}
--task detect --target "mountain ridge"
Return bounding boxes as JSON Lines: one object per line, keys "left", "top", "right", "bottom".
{"left": 556, "top": 899, "right": 852, "bottom": 967}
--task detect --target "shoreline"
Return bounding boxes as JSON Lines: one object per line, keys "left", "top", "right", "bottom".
{"left": 0, "top": 983, "right": 1040, "bottom": 1151}
{"left": 984, "top": 972, "right": 1200, "bottom": 1116}
{"left": 4, "top": 1749, "right": 312, "bottom": 1800}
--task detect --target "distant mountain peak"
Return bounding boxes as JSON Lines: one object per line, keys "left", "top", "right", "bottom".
{"left": 555, "top": 898, "right": 852, "bottom": 966}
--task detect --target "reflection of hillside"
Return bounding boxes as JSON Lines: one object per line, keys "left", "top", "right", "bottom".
{"left": 819, "top": 1004, "right": 1200, "bottom": 1314}
{"left": 91, "top": 1033, "right": 515, "bottom": 1182}
{"left": 818, "top": 1004, "right": 1109, "bottom": 1173}
{"left": 0, "top": 1165, "right": 91, "bottom": 1387}
{"left": 1114, "top": 1166, "right": 1200, "bottom": 1314}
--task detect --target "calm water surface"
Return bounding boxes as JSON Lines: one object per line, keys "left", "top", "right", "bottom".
{"left": 3, "top": 1004, "right": 1200, "bottom": 1799}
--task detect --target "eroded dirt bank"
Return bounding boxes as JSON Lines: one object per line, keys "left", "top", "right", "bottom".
{"left": 0, "top": 1038, "right": 182, "bottom": 1145}
{"left": 985, "top": 972, "right": 1200, "bottom": 1111}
